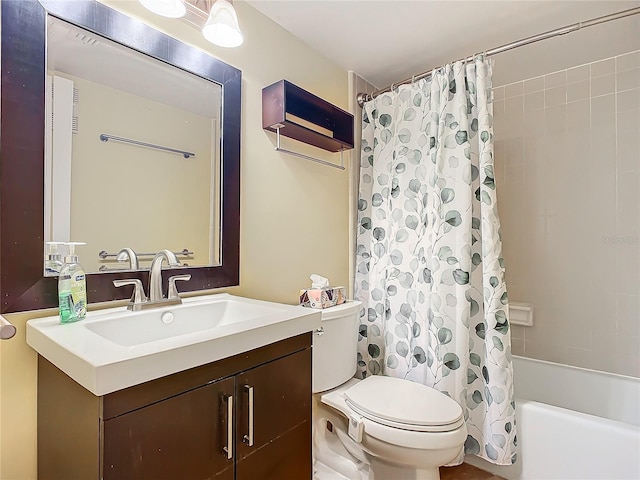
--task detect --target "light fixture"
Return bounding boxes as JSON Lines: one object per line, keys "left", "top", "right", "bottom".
{"left": 138, "top": 0, "right": 187, "bottom": 18}
{"left": 138, "top": 0, "right": 244, "bottom": 48}
{"left": 201, "top": 0, "right": 244, "bottom": 48}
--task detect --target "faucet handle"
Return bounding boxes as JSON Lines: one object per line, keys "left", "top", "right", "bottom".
{"left": 168, "top": 274, "right": 191, "bottom": 300}
{"left": 113, "top": 279, "right": 147, "bottom": 308}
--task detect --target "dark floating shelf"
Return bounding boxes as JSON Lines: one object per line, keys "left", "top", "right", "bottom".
{"left": 262, "top": 80, "right": 354, "bottom": 153}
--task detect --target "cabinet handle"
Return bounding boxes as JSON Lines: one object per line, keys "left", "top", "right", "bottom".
{"left": 243, "top": 385, "right": 254, "bottom": 447}
{"left": 222, "top": 394, "right": 233, "bottom": 459}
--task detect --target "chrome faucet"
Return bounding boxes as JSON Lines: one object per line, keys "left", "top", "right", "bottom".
{"left": 148, "top": 249, "right": 181, "bottom": 302}
{"left": 116, "top": 247, "right": 139, "bottom": 270}
{"left": 113, "top": 249, "right": 191, "bottom": 310}
{"left": 113, "top": 278, "right": 147, "bottom": 310}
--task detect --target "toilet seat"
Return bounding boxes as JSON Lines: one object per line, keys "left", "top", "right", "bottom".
{"left": 320, "top": 378, "right": 467, "bottom": 450}
{"left": 344, "top": 376, "right": 464, "bottom": 433}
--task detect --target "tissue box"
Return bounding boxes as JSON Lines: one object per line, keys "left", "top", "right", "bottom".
{"left": 299, "top": 286, "right": 346, "bottom": 309}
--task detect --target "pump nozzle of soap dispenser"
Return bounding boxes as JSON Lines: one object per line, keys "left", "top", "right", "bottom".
{"left": 45, "top": 241, "right": 65, "bottom": 275}
{"left": 64, "top": 242, "right": 86, "bottom": 264}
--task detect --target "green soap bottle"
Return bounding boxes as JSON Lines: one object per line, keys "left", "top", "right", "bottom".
{"left": 59, "top": 242, "right": 87, "bottom": 324}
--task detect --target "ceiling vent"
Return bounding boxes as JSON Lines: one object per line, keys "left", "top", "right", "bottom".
{"left": 74, "top": 32, "right": 99, "bottom": 47}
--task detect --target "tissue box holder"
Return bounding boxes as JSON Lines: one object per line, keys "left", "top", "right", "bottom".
{"left": 299, "top": 286, "right": 346, "bottom": 309}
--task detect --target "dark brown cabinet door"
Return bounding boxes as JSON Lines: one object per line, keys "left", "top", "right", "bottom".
{"left": 37, "top": 335, "right": 313, "bottom": 480}
{"left": 235, "top": 421, "right": 311, "bottom": 480}
{"left": 235, "top": 348, "right": 312, "bottom": 479}
{"left": 103, "top": 377, "right": 235, "bottom": 480}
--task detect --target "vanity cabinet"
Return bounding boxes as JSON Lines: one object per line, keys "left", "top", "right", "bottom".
{"left": 37, "top": 333, "right": 312, "bottom": 480}
{"left": 102, "top": 377, "right": 236, "bottom": 479}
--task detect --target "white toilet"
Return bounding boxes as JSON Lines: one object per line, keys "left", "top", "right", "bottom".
{"left": 313, "top": 301, "right": 467, "bottom": 480}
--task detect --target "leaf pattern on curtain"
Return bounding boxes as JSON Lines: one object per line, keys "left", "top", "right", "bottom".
{"left": 355, "top": 57, "right": 517, "bottom": 465}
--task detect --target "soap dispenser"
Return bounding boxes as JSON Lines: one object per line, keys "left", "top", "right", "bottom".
{"left": 45, "top": 241, "right": 64, "bottom": 275}
{"left": 59, "top": 242, "right": 87, "bottom": 324}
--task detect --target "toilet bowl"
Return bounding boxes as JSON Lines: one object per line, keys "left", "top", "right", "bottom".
{"left": 313, "top": 301, "right": 467, "bottom": 480}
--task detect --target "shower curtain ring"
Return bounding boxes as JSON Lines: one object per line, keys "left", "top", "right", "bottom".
{"left": 473, "top": 51, "right": 486, "bottom": 62}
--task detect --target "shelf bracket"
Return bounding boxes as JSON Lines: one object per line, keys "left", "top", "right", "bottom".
{"left": 274, "top": 127, "right": 345, "bottom": 170}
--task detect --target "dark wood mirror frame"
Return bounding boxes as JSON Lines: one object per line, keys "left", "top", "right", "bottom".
{"left": 0, "top": 0, "right": 241, "bottom": 313}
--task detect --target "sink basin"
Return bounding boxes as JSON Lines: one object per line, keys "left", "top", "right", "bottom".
{"left": 26, "top": 293, "right": 321, "bottom": 396}
{"left": 85, "top": 298, "right": 286, "bottom": 347}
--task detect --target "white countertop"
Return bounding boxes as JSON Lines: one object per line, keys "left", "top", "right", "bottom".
{"left": 26, "top": 293, "right": 321, "bottom": 396}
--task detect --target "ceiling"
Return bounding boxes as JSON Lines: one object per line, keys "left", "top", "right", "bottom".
{"left": 245, "top": 0, "right": 640, "bottom": 89}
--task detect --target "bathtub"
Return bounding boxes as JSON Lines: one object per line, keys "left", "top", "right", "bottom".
{"left": 465, "top": 355, "right": 640, "bottom": 480}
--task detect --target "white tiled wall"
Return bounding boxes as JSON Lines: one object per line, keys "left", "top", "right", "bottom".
{"left": 494, "top": 50, "right": 640, "bottom": 377}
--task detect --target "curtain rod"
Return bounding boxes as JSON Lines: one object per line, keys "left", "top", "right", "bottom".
{"left": 357, "top": 6, "right": 640, "bottom": 107}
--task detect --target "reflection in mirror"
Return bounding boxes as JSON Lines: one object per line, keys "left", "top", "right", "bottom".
{"left": 44, "top": 17, "right": 223, "bottom": 276}
{"left": 0, "top": 0, "right": 240, "bottom": 313}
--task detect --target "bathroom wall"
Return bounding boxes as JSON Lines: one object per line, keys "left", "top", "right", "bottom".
{"left": 493, "top": 48, "right": 640, "bottom": 377}
{"left": 94, "top": 0, "right": 352, "bottom": 312}
{"left": 347, "top": 72, "right": 377, "bottom": 298}
{"left": 0, "top": 1, "right": 351, "bottom": 478}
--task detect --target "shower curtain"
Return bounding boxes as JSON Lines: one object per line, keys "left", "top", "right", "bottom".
{"left": 355, "top": 57, "right": 517, "bottom": 465}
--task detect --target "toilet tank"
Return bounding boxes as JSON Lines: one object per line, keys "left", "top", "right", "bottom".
{"left": 312, "top": 300, "right": 362, "bottom": 393}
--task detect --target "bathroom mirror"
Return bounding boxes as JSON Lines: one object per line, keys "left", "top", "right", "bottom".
{"left": 0, "top": 0, "right": 241, "bottom": 313}
{"left": 45, "top": 16, "right": 223, "bottom": 275}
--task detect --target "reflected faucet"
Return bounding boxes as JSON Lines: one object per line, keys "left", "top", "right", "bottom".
{"left": 148, "top": 249, "right": 181, "bottom": 302}
{"left": 116, "top": 248, "right": 139, "bottom": 270}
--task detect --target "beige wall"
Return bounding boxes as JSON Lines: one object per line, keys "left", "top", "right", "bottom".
{"left": 60, "top": 74, "right": 214, "bottom": 271}
{"left": 494, "top": 48, "right": 640, "bottom": 377}
{"left": 0, "top": 311, "right": 48, "bottom": 480}
{"left": 0, "top": 1, "right": 350, "bottom": 478}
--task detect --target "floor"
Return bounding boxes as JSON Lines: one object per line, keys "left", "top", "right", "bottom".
{"left": 314, "top": 461, "right": 350, "bottom": 480}
{"left": 440, "top": 463, "right": 506, "bottom": 480}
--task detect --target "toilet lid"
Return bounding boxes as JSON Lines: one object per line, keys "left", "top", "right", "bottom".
{"left": 344, "top": 376, "right": 463, "bottom": 432}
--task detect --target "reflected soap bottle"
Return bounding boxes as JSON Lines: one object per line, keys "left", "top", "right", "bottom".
{"left": 45, "top": 241, "right": 64, "bottom": 275}
{"left": 59, "top": 242, "right": 87, "bottom": 324}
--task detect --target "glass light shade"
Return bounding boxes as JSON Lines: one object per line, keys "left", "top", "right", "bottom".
{"left": 138, "top": 0, "right": 186, "bottom": 18}
{"left": 202, "top": 0, "right": 244, "bottom": 48}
